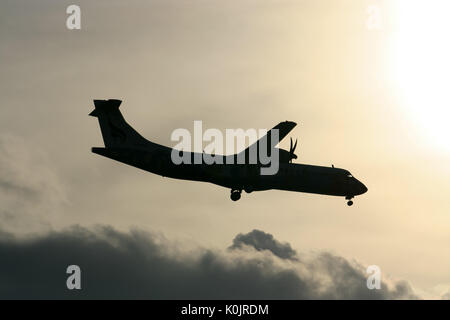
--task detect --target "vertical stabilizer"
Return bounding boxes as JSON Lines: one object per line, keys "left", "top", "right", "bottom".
{"left": 89, "top": 99, "right": 149, "bottom": 148}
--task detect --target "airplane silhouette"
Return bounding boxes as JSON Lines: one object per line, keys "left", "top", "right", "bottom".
{"left": 90, "top": 99, "right": 367, "bottom": 206}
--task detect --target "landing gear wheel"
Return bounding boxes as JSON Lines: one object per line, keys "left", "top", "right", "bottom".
{"left": 230, "top": 190, "right": 241, "bottom": 201}
{"left": 244, "top": 186, "right": 253, "bottom": 194}
{"left": 347, "top": 200, "right": 353, "bottom": 206}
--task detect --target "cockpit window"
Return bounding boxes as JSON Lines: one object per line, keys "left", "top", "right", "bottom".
{"left": 347, "top": 174, "right": 353, "bottom": 178}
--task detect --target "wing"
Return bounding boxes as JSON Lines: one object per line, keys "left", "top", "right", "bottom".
{"left": 237, "top": 121, "right": 297, "bottom": 160}
{"left": 265, "top": 121, "right": 297, "bottom": 149}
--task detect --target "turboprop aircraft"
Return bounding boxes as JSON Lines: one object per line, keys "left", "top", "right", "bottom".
{"left": 90, "top": 99, "right": 367, "bottom": 205}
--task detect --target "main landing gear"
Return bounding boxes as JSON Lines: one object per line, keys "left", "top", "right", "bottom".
{"left": 230, "top": 189, "right": 242, "bottom": 201}
{"left": 346, "top": 196, "right": 354, "bottom": 206}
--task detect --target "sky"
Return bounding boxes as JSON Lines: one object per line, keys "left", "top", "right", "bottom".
{"left": 0, "top": 0, "right": 449, "bottom": 299}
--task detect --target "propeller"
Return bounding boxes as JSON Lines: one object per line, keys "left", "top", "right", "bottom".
{"left": 289, "top": 137, "right": 298, "bottom": 163}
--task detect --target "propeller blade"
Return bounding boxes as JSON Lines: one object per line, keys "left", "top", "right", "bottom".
{"left": 289, "top": 137, "right": 298, "bottom": 163}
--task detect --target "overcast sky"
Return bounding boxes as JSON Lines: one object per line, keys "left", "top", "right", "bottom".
{"left": 0, "top": 0, "right": 449, "bottom": 299}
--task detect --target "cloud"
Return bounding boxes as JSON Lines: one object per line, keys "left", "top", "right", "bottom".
{"left": 441, "top": 290, "right": 450, "bottom": 300}
{"left": 0, "top": 134, "right": 67, "bottom": 234}
{"left": 229, "top": 229, "right": 298, "bottom": 261}
{"left": 0, "top": 226, "right": 419, "bottom": 299}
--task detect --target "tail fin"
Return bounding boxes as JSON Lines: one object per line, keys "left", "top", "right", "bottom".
{"left": 89, "top": 99, "right": 149, "bottom": 148}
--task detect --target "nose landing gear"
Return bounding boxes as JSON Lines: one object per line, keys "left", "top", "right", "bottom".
{"left": 230, "top": 189, "right": 242, "bottom": 201}
{"left": 346, "top": 196, "right": 354, "bottom": 206}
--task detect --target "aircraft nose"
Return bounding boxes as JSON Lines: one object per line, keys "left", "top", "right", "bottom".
{"left": 350, "top": 179, "right": 367, "bottom": 195}
{"left": 358, "top": 181, "right": 368, "bottom": 195}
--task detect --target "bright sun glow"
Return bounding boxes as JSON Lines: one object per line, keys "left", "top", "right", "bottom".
{"left": 392, "top": 0, "right": 450, "bottom": 152}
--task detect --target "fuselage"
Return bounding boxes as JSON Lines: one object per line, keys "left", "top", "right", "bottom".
{"left": 92, "top": 146, "right": 367, "bottom": 198}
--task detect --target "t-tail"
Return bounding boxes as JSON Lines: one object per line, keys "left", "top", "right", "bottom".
{"left": 89, "top": 99, "right": 151, "bottom": 149}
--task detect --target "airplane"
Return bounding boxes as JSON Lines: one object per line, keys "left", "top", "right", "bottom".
{"left": 90, "top": 99, "right": 367, "bottom": 206}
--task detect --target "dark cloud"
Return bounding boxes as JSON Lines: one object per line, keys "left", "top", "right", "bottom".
{"left": 229, "top": 229, "right": 298, "bottom": 261}
{"left": 0, "top": 226, "right": 418, "bottom": 299}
